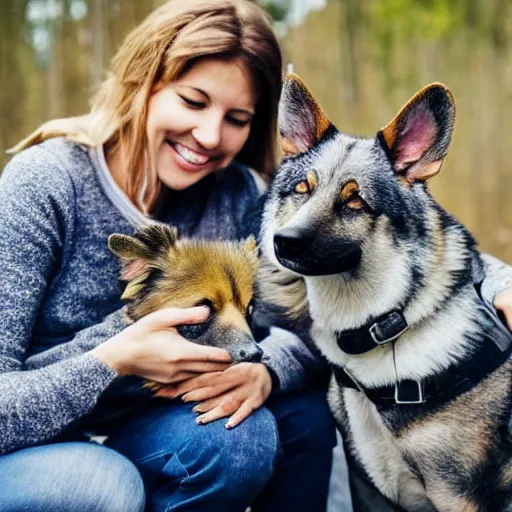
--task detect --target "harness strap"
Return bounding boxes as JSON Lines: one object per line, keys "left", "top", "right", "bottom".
{"left": 334, "top": 281, "right": 512, "bottom": 406}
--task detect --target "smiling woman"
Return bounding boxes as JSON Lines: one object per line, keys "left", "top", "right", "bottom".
{"left": 0, "top": 1, "right": 338, "bottom": 511}
{"left": 135, "top": 57, "right": 259, "bottom": 192}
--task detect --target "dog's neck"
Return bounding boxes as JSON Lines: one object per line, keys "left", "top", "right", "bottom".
{"left": 305, "top": 210, "right": 485, "bottom": 386}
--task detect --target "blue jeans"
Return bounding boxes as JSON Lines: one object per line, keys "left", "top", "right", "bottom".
{"left": 0, "top": 390, "right": 335, "bottom": 512}
{"left": 105, "top": 389, "right": 336, "bottom": 512}
{"left": 0, "top": 442, "right": 145, "bottom": 511}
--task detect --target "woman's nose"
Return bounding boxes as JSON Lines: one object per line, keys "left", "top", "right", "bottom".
{"left": 192, "top": 115, "right": 222, "bottom": 150}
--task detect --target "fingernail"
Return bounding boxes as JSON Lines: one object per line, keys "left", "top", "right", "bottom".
{"left": 192, "top": 406, "right": 201, "bottom": 414}
{"left": 225, "top": 421, "right": 233, "bottom": 429}
{"left": 196, "top": 416, "right": 204, "bottom": 425}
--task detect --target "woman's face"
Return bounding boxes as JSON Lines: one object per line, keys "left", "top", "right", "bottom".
{"left": 146, "top": 57, "right": 259, "bottom": 191}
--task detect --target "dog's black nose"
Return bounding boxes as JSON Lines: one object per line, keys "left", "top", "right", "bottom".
{"left": 238, "top": 345, "right": 263, "bottom": 363}
{"left": 274, "top": 228, "right": 314, "bottom": 260}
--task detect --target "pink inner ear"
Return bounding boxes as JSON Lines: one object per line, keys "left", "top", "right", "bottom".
{"left": 121, "top": 259, "right": 147, "bottom": 281}
{"left": 394, "top": 106, "right": 437, "bottom": 171}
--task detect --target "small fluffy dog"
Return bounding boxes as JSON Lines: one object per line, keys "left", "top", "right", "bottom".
{"left": 86, "top": 224, "right": 262, "bottom": 426}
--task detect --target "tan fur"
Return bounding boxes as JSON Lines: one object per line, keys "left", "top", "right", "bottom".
{"left": 118, "top": 237, "right": 257, "bottom": 320}
{"left": 295, "top": 181, "right": 309, "bottom": 194}
{"left": 257, "top": 256, "right": 308, "bottom": 320}
{"left": 218, "top": 303, "right": 252, "bottom": 335}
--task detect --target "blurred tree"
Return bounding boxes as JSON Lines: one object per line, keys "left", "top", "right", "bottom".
{"left": 0, "top": 0, "right": 34, "bottom": 154}
{"left": 256, "top": 0, "right": 290, "bottom": 22}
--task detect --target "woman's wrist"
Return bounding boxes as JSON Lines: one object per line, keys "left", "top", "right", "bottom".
{"left": 91, "top": 337, "right": 131, "bottom": 376}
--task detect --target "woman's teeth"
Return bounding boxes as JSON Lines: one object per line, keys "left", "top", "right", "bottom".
{"left": 173, "top": 143, "right": 210, "bottom": 165}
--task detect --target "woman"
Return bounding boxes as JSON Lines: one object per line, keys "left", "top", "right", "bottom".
{"left": 0, "top": 1, "right": 510, "bottom": 511}
{"left": 0, "top": 1, "right": 334, "bottom": 511}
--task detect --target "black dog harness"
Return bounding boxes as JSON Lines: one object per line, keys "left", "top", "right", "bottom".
{"left": 333, "top": 283, "right": 512, "bottom": 406}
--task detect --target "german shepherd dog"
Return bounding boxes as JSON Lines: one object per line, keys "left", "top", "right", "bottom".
{"left": 259, "top": 74, "right": 512, "bottom": 511}
{"left": 85, "top": 224, "right": 262, "bottom": 426}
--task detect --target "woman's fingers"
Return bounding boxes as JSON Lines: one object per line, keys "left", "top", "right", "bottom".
{"left": 494, "top": 285, "right": 512, "bottom": 330}
{"left": 182, "top": 380, "right": 236, "bottom": 403}
{"left": 225, "top": 400, "right": 257, "bottom": 429}
{"left": 135, "top": 306, "right": 210, "bottom": 331}
{"left": 195, "top": 395, "right": 243, "bottom": 425}
{"left": 174, "top": 371, "right": 228, "bottom": 397}
{"left": 175, "top": 341, "right": 232, "bottom": 363}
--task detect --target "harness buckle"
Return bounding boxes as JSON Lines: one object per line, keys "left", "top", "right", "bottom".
{"left": 394, "top": 379, "right": 424, "bottom": 404}
{"left": 369, "top": 311, "right": 409, "bottom": 345}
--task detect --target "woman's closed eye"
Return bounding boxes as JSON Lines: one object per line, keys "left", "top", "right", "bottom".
{"left": 179, "top": 94, "right": 205, "bottom": 109}
{"left": 226, "top": 115, "right": 251, "bottom": 128}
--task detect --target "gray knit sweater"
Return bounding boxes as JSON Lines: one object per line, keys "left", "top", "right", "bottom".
{"left": 0, "top": 138, "right": 327, "bottom": 455}
{"left": 0, "top": 138, "right": 510, "bottom": 456}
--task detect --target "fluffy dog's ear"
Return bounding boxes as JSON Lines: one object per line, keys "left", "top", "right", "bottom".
{"left": 108, "top": 225, "right": 179, "bottom": 296}
{"left": 379, "top": 83, "right": 455, "bottom": 184}
{"left": 278, "top": 73, "right": 334, "bottom": 156}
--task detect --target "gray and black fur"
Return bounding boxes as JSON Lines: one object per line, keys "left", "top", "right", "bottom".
{"left": 260, "top": 74, "right": 512, "bottom": 511}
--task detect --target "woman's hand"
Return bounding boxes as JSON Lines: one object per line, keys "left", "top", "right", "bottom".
{"left": 495, "top": 283, "right": 512, "bottom": 330}
{"left": 92, "top": 307, "right": 232, "bottom": 384}
{"left": 157, "top": 362, "right": 272, "bottom": 429}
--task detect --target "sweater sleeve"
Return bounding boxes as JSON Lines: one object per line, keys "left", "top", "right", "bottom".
{"left": 0, "top": 147, "right": 121, "bottom": 455}
{"left": 259, "top": 327, "right": 330, "bottom": 393}
{"left": 480, "top": 253, "right": 512, "bottom": 305}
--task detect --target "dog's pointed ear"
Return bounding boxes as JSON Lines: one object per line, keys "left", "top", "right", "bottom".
{"left": 108, "top": 225, "right": 179, "bottom": 282}
{"left": 278, "top": 73, "right": 334, "bottom": 156}
{"left": 379, "top": 83, "right": 455, "bottom": 184}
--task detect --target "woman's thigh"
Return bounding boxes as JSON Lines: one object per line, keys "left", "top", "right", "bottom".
{"left": 0, "top": 442, "right": 145, "bottom": 512}
{"left": 105, "top": 400, "right": 280, "bottom": 511}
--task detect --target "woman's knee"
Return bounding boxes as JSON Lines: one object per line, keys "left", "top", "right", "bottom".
{"left": 0, "top": 442, "right": 145, "bottom": 512}
{"left": 180, "top": 406, "right": 280, "bottom": 494}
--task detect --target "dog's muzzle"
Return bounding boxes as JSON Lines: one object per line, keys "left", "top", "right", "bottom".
{"left": 273, "top": 227, "right": 362, "bottom": 276}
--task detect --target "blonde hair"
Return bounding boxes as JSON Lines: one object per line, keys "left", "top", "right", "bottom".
{"left": 11, "top": 0, "right": 282, "bottom": 213}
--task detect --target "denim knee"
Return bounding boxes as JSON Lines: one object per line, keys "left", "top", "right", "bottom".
{"left": 178, "top": 405, "right": 280, "bottom": 497}
{"left": 0, "top": 442, "right": 145, "bottom": 512}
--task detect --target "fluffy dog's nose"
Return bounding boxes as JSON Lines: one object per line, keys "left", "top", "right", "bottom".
{"left": 238, "top": 344, "right": 263, "bottom": 363}
{"left": 274, "top": 228, "right": 314, "bottom": 259}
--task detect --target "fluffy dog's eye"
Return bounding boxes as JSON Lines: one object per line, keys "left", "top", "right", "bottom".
{"left": 177, "top": 299, "right": 214, "bottom": 340}
{"left": 346, "top": 196, "right": 364, "bottom": 209}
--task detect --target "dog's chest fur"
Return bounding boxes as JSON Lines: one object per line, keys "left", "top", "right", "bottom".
{"left": 311, "top": 277, "right": 512, "bottom": 511}
{"left": 330, "top": 363, "right": 512, "bottom": 512}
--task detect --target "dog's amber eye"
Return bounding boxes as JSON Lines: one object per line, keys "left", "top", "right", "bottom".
{"left": 340, "top": 181, "right": 363, "bottom": 209}
{"left": 295, "top": 181, "right": 309, "bottom": 194}
{"left": 346, "top": 196, "right": 364, "bottom": 209}
{"left": 295, "top": 170, "right": 318, "bottom": 195}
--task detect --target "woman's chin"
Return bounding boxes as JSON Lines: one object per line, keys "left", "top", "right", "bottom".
{"left": 157, "top": 167, "right": 213, "bottom": 191}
